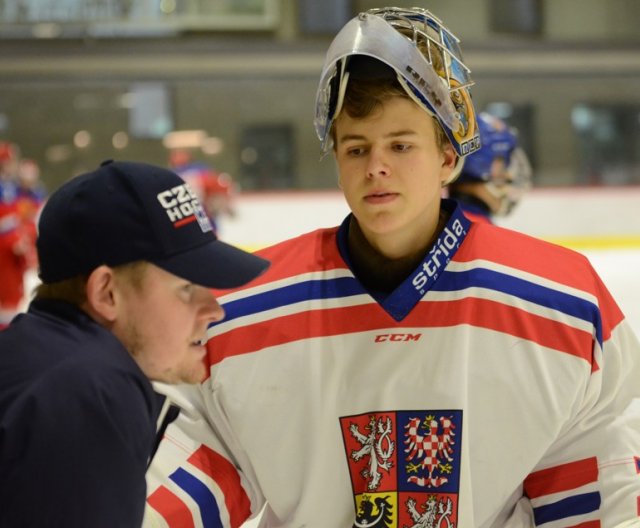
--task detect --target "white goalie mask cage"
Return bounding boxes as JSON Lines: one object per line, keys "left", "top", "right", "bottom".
{"left": 314, "top": 7, "right": 481, "bottom": 182}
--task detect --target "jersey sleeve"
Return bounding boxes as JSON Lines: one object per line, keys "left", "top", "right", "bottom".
{"left": 521, "top": 267, "right": 640, "bottom": 527}
{"left": 144, "top": 383, "right": 264, "bottom": 528}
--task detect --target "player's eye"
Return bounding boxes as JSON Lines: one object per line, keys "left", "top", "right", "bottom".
{"left": 392, "top": 143, "right": 411, "bottom": 152}
{"left": 346, "top": 146, "right": 366, "bottom": 157}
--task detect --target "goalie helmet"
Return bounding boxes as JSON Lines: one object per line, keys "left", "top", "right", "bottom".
{"left": 457, "top": 112, "right": 532, "bottom": 216}
{"left": 314, "top": 6, "right": 481, "bottom": 182}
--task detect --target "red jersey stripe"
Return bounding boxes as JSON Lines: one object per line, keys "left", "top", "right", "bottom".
{"left": 188, "top": 445, "right": 252, "bottom": 527}
{"left": 208, "top": 297, "right": 593, "bottom": 366}
{"left": 524, "top": 457, "right": 598, "bottom": 499}
{"left": 566, "top": 521, "right": 601, "bottom": 528}
{"left": 212, "top": 228, "right": 345, "bottom": 294}
{"left": 147, "top": 485, "right": 196, "bottom": 528}
{"left": 457, "top": 223, "right": 624, "bottom": 338}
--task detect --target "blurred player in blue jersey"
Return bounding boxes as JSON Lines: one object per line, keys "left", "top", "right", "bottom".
{"left": 449, "top": 112, "right": 532, "bottom": 224}
{"left": 145, "top": 7, "right": 640, "bottom": 528}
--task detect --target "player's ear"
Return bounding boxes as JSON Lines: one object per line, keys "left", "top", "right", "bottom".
{"left": 439, "top": 143, "right": 457, "bottom": 186}
{"left": 85, "top": 265, "right": 118, "bottom": 323}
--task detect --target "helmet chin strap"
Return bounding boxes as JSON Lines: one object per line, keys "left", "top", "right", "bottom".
{"left": 332, "top": 66, "right": 350, "bottom": 134}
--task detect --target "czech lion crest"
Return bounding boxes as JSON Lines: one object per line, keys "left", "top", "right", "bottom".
{"left": 340, "top": 410, "right": 462, "bottom": 527}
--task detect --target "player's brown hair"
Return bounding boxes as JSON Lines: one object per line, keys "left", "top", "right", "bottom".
{"left": 331, "top": 77, "right": 449, "bottom": 151}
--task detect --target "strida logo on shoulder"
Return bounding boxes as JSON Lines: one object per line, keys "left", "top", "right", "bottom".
{"left": 411, "top": 203, "right": 470, "bottom": 295}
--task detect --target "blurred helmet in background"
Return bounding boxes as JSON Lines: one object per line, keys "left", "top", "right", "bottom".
{"left": 457, "top": 112, "right": 532, "bottom": 216}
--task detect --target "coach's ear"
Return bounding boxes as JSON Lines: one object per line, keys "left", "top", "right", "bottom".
{"left": 84, "top": 265, "right": 118, "bottom": 325}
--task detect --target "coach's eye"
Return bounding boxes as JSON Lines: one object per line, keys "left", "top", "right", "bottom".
{"left": 179, "top": 283, "right": 194, "bottom": 299}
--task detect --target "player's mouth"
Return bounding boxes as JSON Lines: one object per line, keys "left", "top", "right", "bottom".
{"left": 364, "top": 191, "right": 399, "bottom": 204}
{"left": 190, "top": 338, "right": 208, "bottom": 359}
{"left": 191, "top": 337, "right": 207, "bottom": 347}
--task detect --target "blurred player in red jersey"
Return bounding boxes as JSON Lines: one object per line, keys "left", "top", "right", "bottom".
{"left": 448, "top": 112, "right": 532, "bottom": 224}
{"left": 15, "top": 158, "right": 47, "bottom": 269}
{"left": 0, "top": 142, "right": 31, "bottom": 329}
{"left": 169, "top": 149, "right": 237, "bottom": 235}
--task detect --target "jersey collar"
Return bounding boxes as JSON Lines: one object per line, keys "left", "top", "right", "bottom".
{"left": 338, "top": 199, "right": 471, "bottom": 321}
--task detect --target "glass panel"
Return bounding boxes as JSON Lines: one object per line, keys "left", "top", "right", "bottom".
{"left": 128, "top": 83, "right": 173, "bottom": 139}
{"left": 239, "top": 124, "right": 294, "bottom": 190}
{"left": 489, "top": 0, "right": 543, "bottom": 35}
{"left": 572, "top": 104, "right": 640, "bottom": 185}
{"left": 2, "top": 79, "right": 640, "bottom": 192}
{"left": 0, "top": 77, "right": 327, "bottom": 192}
{"left": 0, "top": 0, "right": 279, "bottom": 37}
{"left": 299, "top": 0, "right": 350, "bottom": 34}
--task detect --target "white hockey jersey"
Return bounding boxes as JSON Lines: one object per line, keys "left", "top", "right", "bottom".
{"left": 146, "top": 200, "right": 640, "bottom": 528}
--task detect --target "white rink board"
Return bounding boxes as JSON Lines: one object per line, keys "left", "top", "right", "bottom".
{"left": 219, "top": 186, "right": 640, "bottom": 248}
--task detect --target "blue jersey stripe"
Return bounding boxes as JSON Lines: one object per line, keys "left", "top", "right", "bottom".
{"left": 170, "top": 468, "right": 223, "bottom": 528}
{"left": 217, "top": 200, "right": 472, "bottom": 326}
{"left": 219, "top": 276, "right": 363, "bottom": 322}
{"left": 532, "top": 491, "right": 601, "bottom": 525}
{"left": 213, "top": 198, "right": 604, "bottom": 342}
{"left": 435, "top": 268, "right": 603, "bottom": 346}
{"left": 217, "top": 267, "right": 604, "bottom": 345}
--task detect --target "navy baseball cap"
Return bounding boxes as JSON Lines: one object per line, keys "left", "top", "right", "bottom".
{"left": 37, "top": 160, "right": 269, "bottom": 288}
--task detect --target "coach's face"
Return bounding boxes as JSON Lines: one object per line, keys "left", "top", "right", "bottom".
{"left": 112, "top": 263, "right": 224, "bottom": 384}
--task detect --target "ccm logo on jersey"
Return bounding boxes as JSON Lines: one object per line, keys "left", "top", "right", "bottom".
{"left": 157, "top": 183, "right": 212, "bottom": 232}
{"left": 412, "top": 218, "right": 466, "bottom": 293}
{"left": 375, "top": 333, "right": 422, "bottom": 343}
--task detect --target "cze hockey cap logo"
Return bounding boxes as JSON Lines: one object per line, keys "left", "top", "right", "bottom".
{"left": 157, "top": 183, "right": 212, "bottom": 233}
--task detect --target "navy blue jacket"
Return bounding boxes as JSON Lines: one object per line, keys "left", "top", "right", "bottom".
{"left": 0, "top": 299, "right": 162, "bottom": 527}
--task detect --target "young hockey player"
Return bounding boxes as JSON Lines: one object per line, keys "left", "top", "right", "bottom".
{"left": 145, "top": 7, "right": 640, "bottom": 527}
{"left": 449, "top": 111, "right": 532, "bottom": 224}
